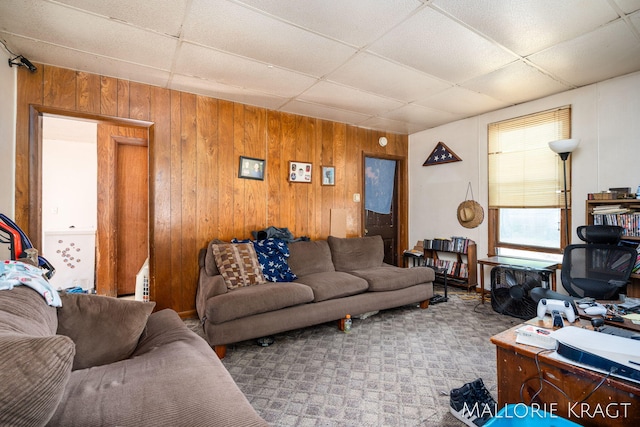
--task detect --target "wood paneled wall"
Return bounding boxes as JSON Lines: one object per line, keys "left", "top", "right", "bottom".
{"left": 15, "top": 64, "right": 408, "bottom": 316}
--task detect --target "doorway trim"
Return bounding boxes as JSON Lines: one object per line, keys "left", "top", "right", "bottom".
{"left": 28, "top": 105, "right": 153, "bottom": 296}
{"left": 361, "top": 151, "right": 408, "bottom": 267}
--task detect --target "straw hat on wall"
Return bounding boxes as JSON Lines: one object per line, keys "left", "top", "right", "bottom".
{"left": 457, "top": 200, "right": 484, "bottom": 229}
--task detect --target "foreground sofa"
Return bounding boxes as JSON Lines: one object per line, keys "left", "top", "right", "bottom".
{"left": 0, "top": 285, "right": 267, "bottom": 427}
{"left": 197, "top": 235, "right": 434, "bottom": 358}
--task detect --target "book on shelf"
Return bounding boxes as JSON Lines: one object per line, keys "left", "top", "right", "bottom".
{"left": 403, "top": 248, "right": 423, "bottom": 256}
{"left": 593, "top": 212, "right": 640, "bottom": 237}
{"left": 423, "top": 236, "right": 474, "bottom": 253}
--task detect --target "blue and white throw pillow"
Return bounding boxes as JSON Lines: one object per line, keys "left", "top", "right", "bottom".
{"left": 232, "top": 238, "right": 297, "bottom": 282}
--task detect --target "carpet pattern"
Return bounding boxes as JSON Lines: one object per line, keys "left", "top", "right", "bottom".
{"left": 185, "top": 285, "right": 518, "bottom": 426}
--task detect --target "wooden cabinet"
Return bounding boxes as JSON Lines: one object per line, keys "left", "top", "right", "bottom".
{"left": 585, "top": 199, "right": 640, "bottom": 297}
{"left": 423, "top": 238, "right": 477, "bottom": 291}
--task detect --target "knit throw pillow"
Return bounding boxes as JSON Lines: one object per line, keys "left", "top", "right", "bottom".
{"left": 212, "top": 243, "right": 266, "bottom": 289}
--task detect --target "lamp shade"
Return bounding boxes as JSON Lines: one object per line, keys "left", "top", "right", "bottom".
{"left": 549, "top": 138, "right": 580, "bottom": 154}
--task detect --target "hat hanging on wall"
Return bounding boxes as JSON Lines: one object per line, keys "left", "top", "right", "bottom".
{"left": 457, "top": 182, "right": 484, "bottom": 229}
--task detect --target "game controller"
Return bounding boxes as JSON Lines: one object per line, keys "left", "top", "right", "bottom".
{"left": 537, "top": 298, "right": 576, "bottom": 323}
{"left": 583, "top": 303, "right": 607, "bottom": 316}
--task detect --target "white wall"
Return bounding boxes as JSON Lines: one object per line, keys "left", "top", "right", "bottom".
{"left": 41, "top": 135, "right": 98, "bottom": 233}
{"left": 409, "top": 71, "right": 640, "bottom": 285}
{"left": 0, "top": 50, "right": 17, "bottom": 259}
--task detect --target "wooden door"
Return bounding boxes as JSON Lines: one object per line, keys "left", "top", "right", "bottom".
{"left": 97, "top": 124, "right": 148, "bottom": 296}
{"left": 363, "top": 156, "right": 398, "bottom": 266}
{"left": 116, "top": 142, "right": 148, "bottom": 295}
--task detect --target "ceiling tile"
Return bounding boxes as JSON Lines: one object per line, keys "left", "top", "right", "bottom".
{"left": 357, "top": 116, "right": 415, "bottom": 134}
{"left": 368, "top": 6, "right": 517, "bottom": 83}
{"left": 528, "top": 19, "right": 640, "bottom": 87}
{"left": 299, "top": 81, "right": 405, "bottom": 116}
{"left": 433, "top": 0, "right": 619, "bottom": 56}
{"left": 381, "top": 104, "right": 461, "bottom": 130}
{"left": 280, "top": 100, "right": 371, "bottom": 126}
{"left": 414, "top": 86, "right": 508, "bottom": 117}
{"left": 613, "top": 0, "right": 640, "bottom": 13}
{"left": 1, "top": 33, "right": 171, "bottom": 87}
{"left": 0, "top": 0, "right": 176, "bottom": 70}
{"left": 235, "top": 0, "right": 423, "bottom": 47}
{"left": 52, "top": 0, "right": 190, "bottom": 37}
{"left": 461, "top": 61, "right": 573, "bottom": 105}
{"left": 175, "top": 43, "right": 317, "bottom": 97}
{"left": 170, "top": 74, "right": 288, "bottom": 110}
{"left": 326, "top": 52, "right": 452, "bottom": 103}
{"left": 182, "top": 0, "right": 357, "bottom": 77}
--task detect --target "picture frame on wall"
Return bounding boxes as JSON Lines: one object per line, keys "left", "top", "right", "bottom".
{"left": 289, "top": 161, "right": 312, "bottom": 183}
{"left": 321, "top": 166, "right": 335, "bottom": 186}
{"left": 238, "top": 156, "right": 265, "bottom": 180}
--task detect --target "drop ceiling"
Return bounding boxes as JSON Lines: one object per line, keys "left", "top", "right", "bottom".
{"left": 2, "top": 0, "right": 640, "bottom": 134}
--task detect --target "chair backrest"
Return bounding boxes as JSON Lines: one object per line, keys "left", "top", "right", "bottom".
{"left": 576, "top": 225, "right": 623, "bottom": 244}
{"left": 561, "top": 243, "right": 637, "bottom": 299}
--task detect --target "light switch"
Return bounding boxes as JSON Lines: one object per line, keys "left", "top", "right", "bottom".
{"left": 353, "top": 193, "right": 361, "bottom": 202}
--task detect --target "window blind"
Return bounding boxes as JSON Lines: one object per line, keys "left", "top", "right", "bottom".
{"left": 488, "top": 107, "right": 571, "bottom": 208}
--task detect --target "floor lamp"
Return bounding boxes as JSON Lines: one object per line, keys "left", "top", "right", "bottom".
{"left": 548, "top": 138, "right": 580, "bottom": 246}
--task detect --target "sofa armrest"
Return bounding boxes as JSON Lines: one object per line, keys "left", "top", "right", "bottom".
{"left": 196, "top": 270, "right": 227, "bottom": 320}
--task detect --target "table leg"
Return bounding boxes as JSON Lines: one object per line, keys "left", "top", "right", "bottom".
{"left": 479, "top": 264, "right": 485, "bottom": 304}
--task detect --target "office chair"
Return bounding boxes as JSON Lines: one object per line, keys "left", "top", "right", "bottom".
{"left": 531, "top": 225, "right": 637, "bottom": 302}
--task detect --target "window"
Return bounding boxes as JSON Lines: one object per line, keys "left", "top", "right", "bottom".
{"left": 488, "top": 107, "right": 572, "bottom": 256}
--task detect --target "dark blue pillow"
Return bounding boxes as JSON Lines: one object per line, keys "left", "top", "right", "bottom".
{"left": 231, "top": 238, "right": 297, "bottom": 282}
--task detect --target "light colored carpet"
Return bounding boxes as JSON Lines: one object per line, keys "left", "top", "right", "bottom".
{"left": 185, "top": 285, "right": 518, "bottom": 426}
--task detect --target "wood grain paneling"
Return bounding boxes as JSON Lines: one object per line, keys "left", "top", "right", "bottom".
{"left": 15, "top": 64, "right": 409, "bottom": 316}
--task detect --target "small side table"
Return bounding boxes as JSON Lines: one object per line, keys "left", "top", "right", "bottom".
{"left": 403, "top": 252, "right": 424, "bottom": 268}
{"left": 430, "top": 267, "right": 448, "bottom": 304}
{"left": 477, "top": 256, "right": 558, "bottom": 304}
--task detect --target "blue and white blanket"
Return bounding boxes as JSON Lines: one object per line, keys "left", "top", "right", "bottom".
{"left": 0, "top": 260, "right": 62, "bottom": 307}
{"left": 232, "top": 238, "right": 297, "bottom": 283}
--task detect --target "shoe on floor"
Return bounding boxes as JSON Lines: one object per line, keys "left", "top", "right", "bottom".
{"left": 468, "top": 378, "right": 497, "bottom": 415}
{"left": 449, "top": 378, "right": 495, "bottom": 427}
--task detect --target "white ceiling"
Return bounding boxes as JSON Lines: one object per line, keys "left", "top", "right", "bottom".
{"left": 2, "top": 0, "right": 640, "bottom": 135}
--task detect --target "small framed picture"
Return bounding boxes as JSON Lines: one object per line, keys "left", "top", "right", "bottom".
{"left": 289, "top": 161, "right": 312, "bottom": 183}
{"left": 321, "top": 166, "right": 335, "bottom": 186}
{"left": 238, "top": 156, "right": 265, "bottom": 181}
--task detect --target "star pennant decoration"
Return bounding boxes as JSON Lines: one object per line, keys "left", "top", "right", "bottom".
{"left": 422, "top": 141, "right": 462, "bottom": 166}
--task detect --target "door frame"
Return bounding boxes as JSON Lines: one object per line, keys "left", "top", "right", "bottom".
{"left": 361, "top": 152, "right": 408, "bottom": 267}
{"left": 97, "top": 130, "right": 149, "bottom": 297}
{"left": 28, "top": 106, "right": 153, "bottom": 296}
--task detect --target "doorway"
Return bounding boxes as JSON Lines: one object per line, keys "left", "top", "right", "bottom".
{"left": 37, "top": 114, "right": 149, "bottom": 297}
{"left": 363, "top": 156, "right": 399, "bottom": 265}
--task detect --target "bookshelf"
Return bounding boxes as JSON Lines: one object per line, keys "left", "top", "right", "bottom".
{"left": 585, "top": 199, "right": 640, "bottom": 297}
{"left": 423, "top": 237, "right": 477, "bottom": 291}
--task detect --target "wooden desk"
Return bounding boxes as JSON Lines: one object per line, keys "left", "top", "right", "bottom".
{"left": 491, "top": 322, "right": 640, "bottom": 426}
{"left": 477, "top": 256, "right": 558, "bottom": 304}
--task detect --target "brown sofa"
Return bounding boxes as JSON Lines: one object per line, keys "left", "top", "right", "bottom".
{"left": 0, "top": 286, "right": 268, "bottom": 427}
{"left": 196, "top": 235, "right": 435, "bottom": 358}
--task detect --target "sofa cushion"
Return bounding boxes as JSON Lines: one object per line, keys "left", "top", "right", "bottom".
{"left": 212, "top": 243, "right": 266, "bottom": 289}
{"left": 49, "top": 309, "right": 268, "bottom": 427}
{"left": 350, "top": 266, "right": 435, "bottom": 292}
{"left": 295, "top": 271, "right": 369, "bottom": 302}
{"left": 0, "top": 285, "right": 58, "bottom": 337}
{"left": 57, "top": 293, "right": 155, "bottom": 370}
{"left": 327, "top": 235, "right": 384, "bottom": 271}
{"left": 0, "top": 334, "right": 75, "bottom": 427}
{"left": 204, "top": 282, "right": 314, "bottom": 324}
{"left": 288, "top": 240, "right": 335, "bottom": 276}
